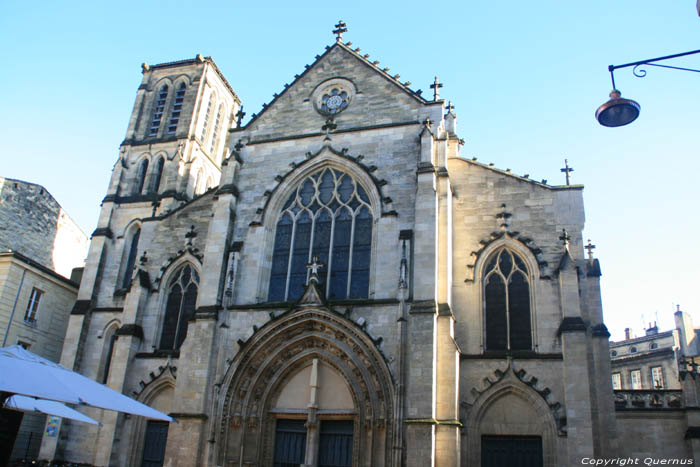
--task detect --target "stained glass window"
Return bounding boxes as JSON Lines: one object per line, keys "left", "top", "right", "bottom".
{"left": 268, "top": 168, "right": 373, "bottom": 302}
{"left": 149, "top": 85, "right": 168, "bottom": 137}
{"left": 160, "top": 264, "right": 199, "bottom": 350}
{"left": 484, "top": 248, "right": 532, "bottom": 350}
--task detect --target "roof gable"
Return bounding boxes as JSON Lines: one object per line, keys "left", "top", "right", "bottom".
{"left": 238, "top": 42, "right": 431, "bottom": 142}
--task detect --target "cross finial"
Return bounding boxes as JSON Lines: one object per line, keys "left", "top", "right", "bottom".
{"left": 559, "top": 228, "right": 570, "bottom": 248}
{"left": 235, "top": 106, "right": 246, "bottom": 127}
{"left": 585, "top": 239, "right": 596, "bottom": 260}
{"left": 560, "top": 159, "right": 574, "bottom": 185}
{"left": 430, "top": 76, "right": 443, "bottom": 101}
{"left": 446, "top": 101, "right": 455, "bottom": 114}
{"left": 333, "top": 20, "right": 347, "bottom": 42}
{"left": 234, "top": 139, "right": 244, "bottom": 151}
{"left": 306, "top": 256, "right": 325, "bottom": 284}
{"left": 185, "top": 225, "right": 197, "bottom": 247}
{"left": 496, "top": 203, "right": 512, "bottom": 232}
{"left": 151, "top": 198, "right": 160, "bottom": 217}
{"left": 139, "top": 251, "right": 148, "bottom": 265}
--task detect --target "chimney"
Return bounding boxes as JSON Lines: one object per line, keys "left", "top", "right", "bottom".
{"left": 646, "top": 321, "right": 659, "bottom": 336}
{"left": 624, "top": 328, "right": 632, "bottom": 340}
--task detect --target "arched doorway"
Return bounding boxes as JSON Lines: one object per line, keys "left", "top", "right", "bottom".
{"left": 214, "top": 307, "right": 394, "bottom": 467}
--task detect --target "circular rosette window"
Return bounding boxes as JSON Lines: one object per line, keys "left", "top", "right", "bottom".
{"left": 313, "top": 78, "right": 355, "bottom": 117}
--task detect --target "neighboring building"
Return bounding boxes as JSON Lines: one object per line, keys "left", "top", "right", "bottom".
{"left": 609, "top": 308, "right": 699, "bottom": 391}
{"left": 42, "top": 25, "right": 699, "bottom": 466}
{"left": 0, "top": 180, "right": 88, "bottom": 462}
{"left": 0, "top": 177, "right": 89, "bottom": 279}
{"left": 610, "top": 324, "right": 681, "bottom": 390}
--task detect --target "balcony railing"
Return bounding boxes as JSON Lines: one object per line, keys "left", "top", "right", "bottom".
{"left": 614, "top": 390, "right": 683, "bottom": 410}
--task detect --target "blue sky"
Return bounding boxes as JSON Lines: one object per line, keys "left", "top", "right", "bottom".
{"left": 1, "top": 1, "right": 698, "bottom": 340}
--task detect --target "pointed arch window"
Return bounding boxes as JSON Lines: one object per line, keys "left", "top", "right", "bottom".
{"left": 484, "top": 248, "right": 532, "bottom": 351}
{"left": 209, "top": 103, "right": 224, "bottom": 154}
{"left": 121, "top": 228, "right": 140, "bottom": 289}
{"left": 268, "top": 168, "right": 373, "bottom": 302}
{"left": 160, "top": 264, "right": 199, "bottom": 350}
{"left": 136, "top": 158, "right": 149, "bottom": 195}
{"left": 167, "top": 83, "right": 186, "bottom": 134}
{"left": 151, "top": 156, "right": 165, "bottom": 193}
{"left": 200, "top": 93, "right": 215, "bottom": 142}
{"left": 149, "top": 85, "right": 169, "bottom": 137}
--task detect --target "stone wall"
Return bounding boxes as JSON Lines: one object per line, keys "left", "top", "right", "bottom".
{"left": 0, "top": 177, "right": 88, "bottom": 278}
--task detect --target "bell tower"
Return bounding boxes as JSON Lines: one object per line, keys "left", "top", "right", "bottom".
{"left": 105, "top": 54, "right": 241, "bottom": 212}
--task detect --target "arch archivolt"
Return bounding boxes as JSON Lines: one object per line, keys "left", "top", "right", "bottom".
{"left": 463, "top": 364, "right": 562, "bottom": 467}
{"left": 214, "top": 307, "right": 394, "bottom": 467}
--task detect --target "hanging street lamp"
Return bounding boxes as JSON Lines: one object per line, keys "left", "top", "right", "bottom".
{"left": 596, "top": 49, "right": 700, "bottom": 127}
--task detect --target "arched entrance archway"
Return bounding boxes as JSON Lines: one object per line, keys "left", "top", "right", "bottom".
{"left": 215, "top": 307, "right": 394, "bottom": 467}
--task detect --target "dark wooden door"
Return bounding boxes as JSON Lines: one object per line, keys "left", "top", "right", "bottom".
{"left": 482, "top": 435, "right": 543, "bottom": 467}
{"left": 274, "top": 419, "right": 307, "bottom": 467}
{"left": 319, "top": 420, "right": 353, "bottom": 467}
{"left": 0, "top": 408, "right": 23, "bottom": 466}
{"left": 141, "top": 421, "right": 169, "bottom": 467}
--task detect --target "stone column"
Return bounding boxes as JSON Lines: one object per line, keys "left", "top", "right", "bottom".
{"left": 164, "top": 192, "right": 236, "bottom": 466}
{"left": 93, "top": 267, "right": 149, "bottom": 466}
{"left": 558, "top": 256, "right": 595, "bottom": 464}
{"left": 435, "top": 305, "right": 460, "bottom": 467}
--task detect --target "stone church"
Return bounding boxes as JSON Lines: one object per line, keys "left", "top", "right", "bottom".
{"left": 39, "top": 23, "right": 700, "bottom": 467}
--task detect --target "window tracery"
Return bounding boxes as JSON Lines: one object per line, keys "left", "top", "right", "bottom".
{"left": 484, "top": 248, "right": 532, "bottom": 351}
{"left": 151, "top": 157, "right": 165, "bottom": 193}
{"left": 268, "top": 168, "right": 373, "bottom": 302}
{"left": 160, "top": 264, "right": 199, "bottom": 350}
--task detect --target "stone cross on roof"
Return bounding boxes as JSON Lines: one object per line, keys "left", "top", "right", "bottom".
{"left": 333, "top": 20, "right": 347, "bottom": 42}
{"left": 560, "top": 159, "right": 574, "bottom": 185}
{"left": 496, "top": 203, "right": 512, "bottom": 232}
{"left": 585, "top": 239, "right": 596, "bottom": 260}
{"left": 185, "top": 225, "right": 197, "bottom": 247}
{"left": 235, "top": 106, "right": 246, "bottom": 127}
{"left": 306, "top": 256, "right": 325, "bottom": 284}
{"left": 559, "top": 229, "right": 570, "bottom": 248}
{"left": 446, "top": 101, "right": 455, "bottom": 114}
{"left": 430, "top": 76, "right": 443, "bottom": 101}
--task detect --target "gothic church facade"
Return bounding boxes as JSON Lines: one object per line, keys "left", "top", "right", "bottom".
{"left": 45, "top": 26, "right": 634, "bottom": 466}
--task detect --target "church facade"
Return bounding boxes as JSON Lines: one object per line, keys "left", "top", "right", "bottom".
{"left": 41, "top": 25, "right": 698, "bottom": 467}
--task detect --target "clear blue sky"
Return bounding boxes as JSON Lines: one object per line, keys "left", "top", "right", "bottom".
{"left": 1, "top": 1, "right": 698, "bottom": 340}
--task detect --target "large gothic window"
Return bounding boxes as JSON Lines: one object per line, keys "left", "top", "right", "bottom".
{"left": 484, "top": 248, "right": 532, "bottom": 351}
{"left": 160, "top": 264, "right": 199, "bottom": 350}
{"left": 268, "top": 168, "right": 373, "bottom": 302}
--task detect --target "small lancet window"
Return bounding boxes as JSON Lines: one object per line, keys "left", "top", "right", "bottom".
{"left": 200, "top": 93, "right": 215, "bottom": 142}
{"left": 151, "top": 157, "right": 165, "bottom": 193}
{"left": 136, "top": 159, "right": 149, "bottom": 195}
{"left": 268, "top": 168, "right": 373, "bottom": 302}
{"left": 149, "top": 85, "right": 169, "bottom": 137}
{"left": 160, "top": 264, "right": 199, "bottom": 350}
{"left": 209, "top": 104, "right": 224, "bottom": 154}
{"left": 122, "top": 228, "right": 141, "bottom": 289}
{"left": 484, "top": 248, "right": 532, "bottom": 351}
{"left": 167, "top": 83, "right": 186, "bottom": 134}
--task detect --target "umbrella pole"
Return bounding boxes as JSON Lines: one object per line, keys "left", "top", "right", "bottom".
{"left": 0, "top": 391, "right": 11, "bottom": 409}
